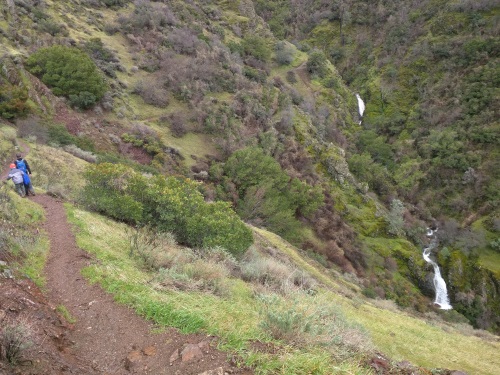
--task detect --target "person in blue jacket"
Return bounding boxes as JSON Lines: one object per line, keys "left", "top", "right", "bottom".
{"left": 14, "top": 153, "right": 35, "bottom": 196}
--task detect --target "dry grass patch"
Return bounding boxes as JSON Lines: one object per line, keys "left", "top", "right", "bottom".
{"left": 0, "top": 318, "right": 34, "bottom": 365}
{"left": 29, "top": 144, "right": 88, "bottom": 200}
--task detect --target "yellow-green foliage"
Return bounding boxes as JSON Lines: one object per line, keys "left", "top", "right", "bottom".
{"left": 0, "top": 189, "right": 48, "bottom": 287}
{"left": 66, "top": 205, "right": 372, "bottom": 374}
{"left": 29, "top": 144, "right": 88, "bottom": 199}
{"left": 0, "top": 125, "right": 16, "bottom": 164}
{"left": 56, "top": 305, "right": 77, "bottom": 324}
{"left": 82, "top": 163, "right": 253, "bottom": 255}
{"left": 66, "top": 204, "right": 500, "bottom": 374}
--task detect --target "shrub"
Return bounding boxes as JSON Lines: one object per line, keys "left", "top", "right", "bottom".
{"left": 221, "top": 147, "right": 322, "bottom": 242}
{"left": 240, "top": 249, "right": 316, "bottom": 293}
{"left": 306, "top": 50, "right": 329, "bottom": 78}
{"left": 38, "top": 19, "right": 65, "bottom": 36}
{"left": 168, "top": 113, "right": 187, "bottom": 138}
{"left": 0, "top": 321, "right": 34, "bottom": 364}
{"left": 258, "top": 293, "right": 372, "bottom": 355}
{"left": 16, "top": 117, "right": 49, "bottom": 143}
{"left": 0, "top": 83, "right": 28, "bottom": 119}
{"left": 82, "top": 164, "right": 254, "bottom": 255}
{"left": 286, "top": 71, "right": 297, "bottom": 84}
{"left": 275, "top": 41, "right": 295, "bottom": 65}
{"left": 185, "top": 201, "right": 253, "bottom": 257}
{"left": 102, "top": 0, "right": 131, "bottom": 8}
{"left": 133, "top": 80, "right": 169, "bottom": 108}
{"left": 81, "top": 163, "right": 144, "bottom": 224}
{"left": 26, "top": 45, "right": 107, "bottom": 108}
{"left": 242, "top": 35, "right": 271, "bottom": 61}
{"left": 167, "top": 27, "right": 201, "bottom": 55}
{"left": 127, "top": 226, "right": 178, "bottom": 270}
{"left": 62, "top": 144, "right": 97, "bottom": 163}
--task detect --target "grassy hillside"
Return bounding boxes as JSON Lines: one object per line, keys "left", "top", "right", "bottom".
{"left": 0, "top": 0, "right": 498, "bottom": 353}
{"left": 65, "top": 202, "right": 499, "bottom": 374}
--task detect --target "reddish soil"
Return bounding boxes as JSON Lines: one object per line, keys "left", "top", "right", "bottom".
{"left": 1, "top": 194, "right": 252, "bottom": 374}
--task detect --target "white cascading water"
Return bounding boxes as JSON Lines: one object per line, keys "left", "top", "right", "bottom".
{"left": 423, "top": 228, "right": 452, "bottom": 310}
{"left": 356, "top": 93, "right": 365, "bottom": 124}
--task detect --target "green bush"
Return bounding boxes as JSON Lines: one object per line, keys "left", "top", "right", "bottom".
{"left": 219, "top": 147, "right": 322, "bottom": 243}
{"left": 82, "top": 164, "right": 253, "bottom": 256}
{"left": 186, "top": 202, "right": 253, "bottom": 257}
{"left": 242, "top": 35, "right": 272, "bottom": 61}
{"left": 275, "top": 41, "right": 295, "bottom": 65}
{"left": 48, "top": 124, "right": 95, "bottom": 151}
{"left": 82, "top": 163, "right": 144, "bottom": 224}
{"left": 26, "top": 45, "right": 107, "bottom": 109}
{"left": 306, "top": 50, "right": 329, "bottom": 78}
{"left": 0, "top": 84, "right": 28, "bottom": 119}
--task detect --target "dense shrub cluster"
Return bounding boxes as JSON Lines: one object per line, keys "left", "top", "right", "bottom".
{"left": 0, "top": 84, "right": 28, "bottom": 119}
{"left": 214, "top": 147, "right": 323, "bottom": 244}
{"left": 26, "top": 45, "right": 107, "bottom": 109}
{"left": 0, "top": 60, "right": 29, "bottom": 119}
{"left": 82, "top": 163, "right": 253, "bottom": 256}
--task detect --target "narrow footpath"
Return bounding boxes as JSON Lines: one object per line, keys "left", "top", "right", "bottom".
{"left": 30, "top": 194, "right": 249, "bottom": 375}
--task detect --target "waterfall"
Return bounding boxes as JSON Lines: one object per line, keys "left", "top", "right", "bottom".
{"left": 356, "top": 94, "right": 365, "bottom": 124}
{"left": 423, "top": 228, "right": 452, "bottom": 310}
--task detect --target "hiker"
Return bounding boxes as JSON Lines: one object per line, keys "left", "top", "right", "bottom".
{"left": 6, "top": 163, "right": 26, "bottom": 197}
{"left": 14, "top": 153, "right": 35, "bottom": 195}
{"left": 14, "top": 153, "right": 32, "bottom": 174}
{"left": 22, "top": 170, "right": 35, "bottom": 196}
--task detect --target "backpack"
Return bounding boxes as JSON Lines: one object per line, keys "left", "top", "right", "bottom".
{"left": 15, "top": 159, "right": 27, "bottom": 173}
{"left": 22, "top": 172, "right": 31, "bottom": 185}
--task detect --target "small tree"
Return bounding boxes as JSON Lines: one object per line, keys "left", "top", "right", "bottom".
{"left": 242, "top": 35, "right": 272, "bottom": 62}
{"left": 306, "top": 50, "right": 329, "bottom": 78}
{"left": 275, "top": 41, "right": 295, "bottom": 65}
{"left": 26, "top": 45, "right": 107, "bottom": 109}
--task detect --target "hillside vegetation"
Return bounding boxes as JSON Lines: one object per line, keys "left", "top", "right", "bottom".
{"left": 0, "top": 0, "right": 499, "bottom": 373}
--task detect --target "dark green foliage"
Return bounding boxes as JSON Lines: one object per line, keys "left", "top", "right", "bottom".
{"left": 82, "top": 164, "right": 144, "bottom": 224}
{"left": 48, "top": 125, "right": 95, "bottom": 151}
{"left": 348, "top": 152, "right": 394, "bottom": 197}
{"left": 0, "top": 84, "right": 28, "bottom": 119}
{"left": 82, "top": 38, "right": 119, "bottom": 78}
{"left": 219, "top": 147, "right": 323, "bottom": 243}
{"left": 242, "top": 35, "right": 272, "bottom": 62}
{"left": 306, "top": 50, "right": 329, "bottom": 78}
{"left": 102, "top": 0, "right": 130, "bottom": 8}
{"left": 185, "top": 202, "right": 253, "bottom": 257}
{"left": 26, "top": 46, "right": 107, "bottom": 109}
{"left": 254, "top": 1, "right": 292, "bottom": 39}
{"left": 356, "top": 131, "right": 394, "bottom": 169}
{"left": 443, "top": 251, "right": 500, "bottom": 331}
{"left": 275, "top": 41, "right": 295, "bottom": 65}
{"left": 82, "top": 164, "right": 253, "bottom": 256}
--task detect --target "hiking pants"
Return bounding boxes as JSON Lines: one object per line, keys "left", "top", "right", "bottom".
{"left": 14, "top": 182, "right": 26, "bottom": 197}
{"left": 24, "top": 182, "right": 35, "bottom": 196}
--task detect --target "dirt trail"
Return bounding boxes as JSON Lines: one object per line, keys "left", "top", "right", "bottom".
{"left": 2, "top": 141, "right": 250, "bottom": 374}
{"left": 30, "top": 194, "right": 247, "bottom": 375}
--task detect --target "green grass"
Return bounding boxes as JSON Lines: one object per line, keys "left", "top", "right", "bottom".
{"left": 20, "top": 234, "right": 49, "bottom": 288}
{"left": 1, "top": 188, "right": 48, "bottom": 288}
{"left": 63, "top": 203, "right": 500, "bottom": 375}
{"left": 56, "top": 304, "right": 77, "bottom": 324}
{"left": 64, "top": 205, "right": 373, "bottom": 374}
{"left": 478, "top": 248, "right": 500, "bottom": 276}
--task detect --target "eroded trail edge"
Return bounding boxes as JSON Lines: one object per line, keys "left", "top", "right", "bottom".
{"left": 34, "top": 194, "right": 245, "bottom": 375}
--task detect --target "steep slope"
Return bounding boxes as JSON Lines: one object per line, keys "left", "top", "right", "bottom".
{"left": 0, "top": 0, "right": 498, "bottom": 335}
